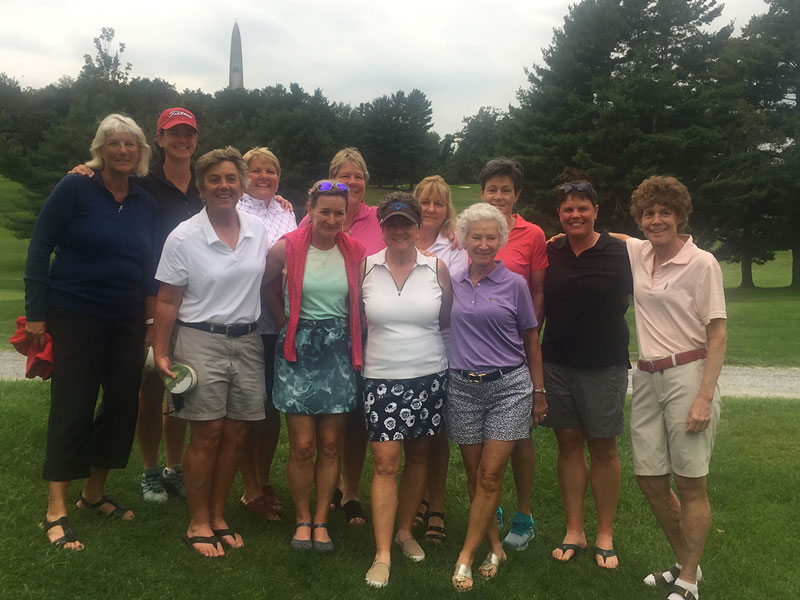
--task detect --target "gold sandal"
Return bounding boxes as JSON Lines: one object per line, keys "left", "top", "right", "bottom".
{"left": 452, "top": 563, "right": 473, "bottom": 592}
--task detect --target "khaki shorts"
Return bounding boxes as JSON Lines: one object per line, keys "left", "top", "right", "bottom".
{"left": 168, "top": 325, "right": 266, "bottom": 422}
{"left": 630, "top": 359, "right": 721, "bottom": 478}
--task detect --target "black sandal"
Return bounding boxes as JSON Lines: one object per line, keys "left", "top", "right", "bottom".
{"left": 414, "top": 499, "right": 430, "bottom": 528}
{"left": 77, "top": 494, "right": 132, "bottom": 518}
{"left": 425, "top": 511, "right": 446, "bottom": 543}
{"left": 668, "top": 581, "right": 698, "bottom": 600}
{"left": 42, "top": 515, "right": 82, "bottom": 550}
{"left": 330, "top": 488, "right": 343, "bottom": 511}
{"left": 342, "top": 499, "right": 366, "bottom": 525}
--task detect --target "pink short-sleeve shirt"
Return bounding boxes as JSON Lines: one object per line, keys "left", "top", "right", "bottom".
{"left": 626, "top": 235, "right": 726, "bottom": 360}
{"left": 495, "top": 214, "right": 548, "bottom": 299}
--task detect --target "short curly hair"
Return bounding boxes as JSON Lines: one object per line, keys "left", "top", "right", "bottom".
{"left": 630, "top": 176, "right": 692, "bottom": 229}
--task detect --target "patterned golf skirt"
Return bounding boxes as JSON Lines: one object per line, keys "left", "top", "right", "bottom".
{"left": 273, "top": 317, "right": 357, "bottom": 415}
{"left": 363, "top": 370, "right": 447, "bottom": 441}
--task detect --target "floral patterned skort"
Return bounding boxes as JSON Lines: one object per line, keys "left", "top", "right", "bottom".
{"left": 273, "top": 318, "right": 357, "bottom": 415}
{"left": 363, "top": 371, "right": 447, "bottom": 441}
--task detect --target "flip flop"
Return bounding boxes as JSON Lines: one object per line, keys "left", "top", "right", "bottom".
{"left": 212, "top": 528, "right": 242, "bottom": 549}
{"left": 182, "top": 532, "right": 222, "bottom": 556}
{"left": 552, "top": 542, "right": 583, "bottom": 562}
{"left": 594, "top": 546, "right": 617, "bottom": 569}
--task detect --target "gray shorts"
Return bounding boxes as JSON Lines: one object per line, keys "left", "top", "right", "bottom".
{"left": 446, "top": 365, "right": 532, "bottom": 445}
{"left": 541, "top": 362, "right": 627, "bottom": 438}
{"left": 630, "top": 359, "right": 721, "bottom": 478}
{"left": 168, "top": 325, "right": 267, "bottom": 422}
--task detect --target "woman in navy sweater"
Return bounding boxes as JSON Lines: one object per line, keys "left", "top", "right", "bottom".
{"left": 25, "top": 114, "right": 160, "bottom": 551}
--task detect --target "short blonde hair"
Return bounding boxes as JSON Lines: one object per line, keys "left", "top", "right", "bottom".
{"left": 414, "top": 175, "right": 456, "bottom": 236}
{"left": 195, "top": 146, "right": 249, "bottom": 194}
{"left": 630, "top": 175, "right": 692, "bottom": 229}
{"left": 328, "top": 147, "right": 369, "bottom": 182}
{"left": 455, "top": 203, "right": 509, "bottom": 248}
{"left": 243, "top": 147, "right": 281, "bottom": 176}
{"left": 87, "top": 114, "right": 151, "bottom": 178}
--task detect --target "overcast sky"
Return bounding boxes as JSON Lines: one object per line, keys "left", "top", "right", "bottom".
{"left": 0, "top": 0, "right": 768, "bottom": 136}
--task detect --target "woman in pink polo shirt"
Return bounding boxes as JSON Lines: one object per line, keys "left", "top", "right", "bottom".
{"left": 624, "top": 176, "right": 727, "bottom": 600}
{"left": 327, "top": 148, "right": 383, "bottom": 526}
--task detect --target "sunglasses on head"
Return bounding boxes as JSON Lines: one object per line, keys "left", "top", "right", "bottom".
{"left": 315, "top": 181, "right": 349, "bottom": 193}
{"left": 557, "top": 182, "right": 594, "bottom": 195}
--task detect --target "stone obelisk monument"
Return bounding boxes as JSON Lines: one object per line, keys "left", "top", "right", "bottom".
{"left": 229, "top": 22, "right": 243, "bottom": 89}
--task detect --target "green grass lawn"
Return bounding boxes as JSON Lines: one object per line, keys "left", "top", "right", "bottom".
{"left": 364, "top": 183, "right": 479, "bottom": 214}
{"left": 0, "top": 380, "right": 797, "bottom": 599}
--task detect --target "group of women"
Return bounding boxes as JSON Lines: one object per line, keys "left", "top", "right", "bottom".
{"left": 24, "top": 109, "right": 725, "bottom": 600}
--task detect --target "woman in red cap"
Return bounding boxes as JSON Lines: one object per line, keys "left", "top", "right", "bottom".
{"left": 70, "top": 107, "right": 202, "bottom": 504}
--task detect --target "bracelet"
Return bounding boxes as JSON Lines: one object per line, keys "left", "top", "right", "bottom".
{"left": 144, "top": 318, "right": 154, "bottom": 325}
{"left": 533, "top": 388, "right": 547, "bottom": 394}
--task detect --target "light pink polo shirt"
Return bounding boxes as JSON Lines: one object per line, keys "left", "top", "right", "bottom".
{"left": 298, "top": 202, "right": 383, "bottom": 258}
{"left": 626, "top": 235, "right": 726, "bottom": 360}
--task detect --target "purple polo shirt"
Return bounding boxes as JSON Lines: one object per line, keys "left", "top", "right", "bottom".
{"left": 449, "top": 261, "right": 538, "bottom": 371}
{"left": 299, "top": 202, "right": 384, "bottom": 258}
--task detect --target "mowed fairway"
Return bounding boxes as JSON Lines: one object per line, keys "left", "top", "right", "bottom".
{"left": 0, "top": 381, "right": 797, "bottom": 599}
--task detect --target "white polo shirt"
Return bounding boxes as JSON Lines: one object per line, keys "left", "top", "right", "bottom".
{"left": 157, "top": 207, "right": 268, "bottom": 324}
{"left": 626, "top": 235, "right": 726, "bottom": 360}
{"left": 361, "top": 249, "right": 448, "bottom": 379}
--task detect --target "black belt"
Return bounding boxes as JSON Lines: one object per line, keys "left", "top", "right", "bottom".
{"left": 177, "top": 320, "right": 257, "bottom": 337}
{"left": 453, "top": 364, "right": 524, "bottom": 383}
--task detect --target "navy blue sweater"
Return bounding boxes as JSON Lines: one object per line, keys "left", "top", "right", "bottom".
{"left": 25, "top": 172, "right": 160, "bottom": 321}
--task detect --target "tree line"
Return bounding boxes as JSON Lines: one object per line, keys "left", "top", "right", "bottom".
{"left": 0, "top": 0, "right": 797, "bottom": 287}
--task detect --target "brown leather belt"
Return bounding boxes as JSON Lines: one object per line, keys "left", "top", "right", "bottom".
{"left": 637, "top": 348, "right": 707, "bottom": 373}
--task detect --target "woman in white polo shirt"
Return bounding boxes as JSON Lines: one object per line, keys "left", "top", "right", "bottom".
{"left": 153, "top": 146, "right": 269, "bottom": 558}
{"left": 624, "top": 176, "right": 727, "bottom": 600}
{"left": 360, "top": 192, "right": 452, "bottom": 588}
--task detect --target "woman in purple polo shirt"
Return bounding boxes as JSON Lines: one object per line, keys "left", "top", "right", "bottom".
{"left": 446, "top": 203, "right": 546, "bottom": 592}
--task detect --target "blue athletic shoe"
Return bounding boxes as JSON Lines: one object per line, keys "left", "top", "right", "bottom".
{"left": 502, "top": 511, "right": 535, "bottom": 550}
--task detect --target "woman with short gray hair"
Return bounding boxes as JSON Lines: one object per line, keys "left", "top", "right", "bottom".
{"left": 447, "top": 203, "right": 546, "bottom": 591}
{"left": 25, "top": 113, "right": 159, "bottom": 551}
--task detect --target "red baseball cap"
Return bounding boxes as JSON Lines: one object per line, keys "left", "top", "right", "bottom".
{"left": 157, "top": 107, "right": 198, "bottom": 132}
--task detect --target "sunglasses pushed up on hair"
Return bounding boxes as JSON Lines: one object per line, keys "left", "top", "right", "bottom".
{"left": 315, "top": 181, "right": 349, "bottom": 193}
{"left": 556, "top": 182, "right": 594, "bottom": 196}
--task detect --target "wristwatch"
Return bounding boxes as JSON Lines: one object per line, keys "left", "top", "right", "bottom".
{"left": 533, "top": 388, "right": 547, "bottom": 394}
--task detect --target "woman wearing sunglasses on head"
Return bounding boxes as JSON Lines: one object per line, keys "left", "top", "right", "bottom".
{"left": 540, "top": 181, "right": 632, "bottom": 570}
{"left": 263, "top": 180, "right": 365, "bottom": 553}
